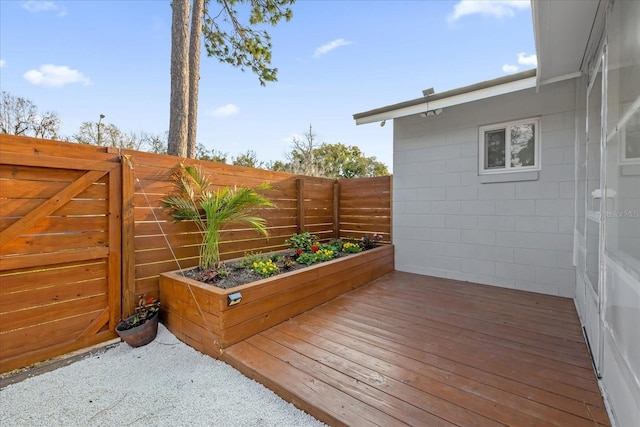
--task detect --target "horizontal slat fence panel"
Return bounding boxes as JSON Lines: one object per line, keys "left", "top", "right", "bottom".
{"left": 121, "top": 150, "right": 392, "bottom": 308}
{"left": 120, "top": 151, "right": 337, "bottom": 310}
{"left": 0, "top": 135, "right": 121, "bottom": 374}
{"left": 0, "top": 135, "right": 391, "bottom": 372}
{"left": 338, "top": 175, "right": 392, "bottom": 242}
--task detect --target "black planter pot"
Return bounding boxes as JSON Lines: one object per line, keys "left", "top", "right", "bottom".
{"left": 115, "top": 310, "right": 159, "bottom": 347}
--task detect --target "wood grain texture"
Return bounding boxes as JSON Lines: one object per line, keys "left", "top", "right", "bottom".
{"left": 222, "top": 271, "right": 611, "bottom": 427}
{"left": 0, "top": 135, "right": 121, "bottom": 373}
{"left": 159, "top": 245, "right": 394, "bottom": 357}
{"left": 0, "top": 134, "right": 391, "bottom": 373}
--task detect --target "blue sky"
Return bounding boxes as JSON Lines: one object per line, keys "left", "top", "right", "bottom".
{"left": 0, "top": 0, "right": 536, "bottom": 170}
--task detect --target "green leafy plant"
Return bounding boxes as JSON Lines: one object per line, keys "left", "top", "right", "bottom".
{"left": 162, "top": 164, "right": 274, "bottom": 269}
{"left": 329, "top": 238, "right": 344, "bottom": 251}
{"left": 286, "top": 232, "right": 319, "bottom": 252}
{"left": 281, "top": 255, "right": 296, "bottom": 270}
{"left": 118, "top": 295, "right": 160, "bottom": 331}
{"left": 296, "top": 252, "right": 317, "bottom": 265}
{"left": 359, "top": 233, "right": 384, "bottom": 250}
{"left": 315, "top": 245, "right": 335, "bottom": 262}
{"left": 238, "top": 252, "right": 267, "bottom": 269}
{"left": 251, "top": 259, "right": 279, "bottom": 277}
{"left": 342, "top": 242, "right": 362, "bottom": 253}
{"left": 295, "top": 244, "right": 336, "bottom": 264}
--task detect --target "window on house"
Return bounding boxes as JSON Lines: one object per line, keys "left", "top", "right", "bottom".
{"left": 479, "top": 118, "right": 540, "bottom": 174}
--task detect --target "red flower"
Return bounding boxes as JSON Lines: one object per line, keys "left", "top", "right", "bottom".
{"left": 311, "top": 245, "right": 319, "bottom": 252}
{"left": 296, "top": 248, "right": 303, "bottom": 255}
{"left": 147, "top": 297, "right": 156, "bottom": 304}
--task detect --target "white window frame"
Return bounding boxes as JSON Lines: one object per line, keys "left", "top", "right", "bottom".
{"left": 478, "top": 117, "right": 541, "bottom": 175}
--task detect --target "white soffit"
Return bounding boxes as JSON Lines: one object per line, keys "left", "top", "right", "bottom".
{"left": 532, "top": 0, "right": 601, "bottom": 84}
{"left": 354, "top": 74, "right": 536, "bottom": 125}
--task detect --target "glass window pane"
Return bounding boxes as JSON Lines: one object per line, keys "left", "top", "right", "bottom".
{"left": 485, "top": 129, "right": 505, "bottom": 169}
{"left": 586, "top": 219, "right": 600, "bottom": 293}
{"left": 577, "top": 73, "right": 588, "bottom": 235}
{"left": 586, "top": 60, "right": 602, "bottom": 294}
{"left": 511, "top": 124, "right": 535, "bottom": 167}
{"left": 624, "top": 111, "right": 640, "bottom": 160}
{"left": 587, "top": 65, "right": 602, "bottom": 213}
{"left": 605, "top": 0, "right": 640, "bottom": 271}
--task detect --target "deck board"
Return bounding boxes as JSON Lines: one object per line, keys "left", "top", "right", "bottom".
{"left": 222, "top": 271, "right": 610, "bottom": 426}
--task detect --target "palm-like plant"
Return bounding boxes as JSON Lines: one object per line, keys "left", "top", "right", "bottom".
{"left": 162, "top": 164, "right": 274, "bottom": 269}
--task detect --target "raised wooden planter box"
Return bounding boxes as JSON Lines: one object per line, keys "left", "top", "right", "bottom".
{"left": 159, "top": 244, "right": 394, "bottom": 358}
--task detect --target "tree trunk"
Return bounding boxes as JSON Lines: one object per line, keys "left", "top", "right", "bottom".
{"left": 186, "top": 0, "right": 204, "bottom": 159}
{"left": 168, "top": 0, "right": 190, "bottom": 157}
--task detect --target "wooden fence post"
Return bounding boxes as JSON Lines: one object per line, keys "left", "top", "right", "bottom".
{"left": 121, "top": 155, "right": 136, "bottom": 318}
{"left": 296, "top": 177, "right": 305, "bottom": 233}
{"left": 333, "top": 180, "right": 340, "bottom": 239}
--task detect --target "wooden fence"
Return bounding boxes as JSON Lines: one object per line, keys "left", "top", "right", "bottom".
{"left": 0, "top": 135, "right": 391, "bottom": 372}
{"left": 0, "top": 136, "right": 122, "bottom": 373}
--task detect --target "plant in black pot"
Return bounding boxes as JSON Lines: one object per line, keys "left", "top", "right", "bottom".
{"left": 115, "top": 295, "right": 161, "bottom": 347}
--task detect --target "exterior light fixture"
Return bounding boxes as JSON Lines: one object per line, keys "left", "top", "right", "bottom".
{"left": 380, "top": 120, "right": 386, "bottom": 127}
{"left": 422, "top": 87, "right": 435, "bottom": 97}
{"left": 421, "top": 109, "right": 443, "bottom": 118}
{"left": 97, "top": 113, "right": 105, "bottom": 145}
{"left": 227, "top": 292, "right": 242, "bottom": 306}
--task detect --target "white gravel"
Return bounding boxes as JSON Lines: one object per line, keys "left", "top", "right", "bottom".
{"left": 0, "top": 324, "right": 327, "bottom": 427}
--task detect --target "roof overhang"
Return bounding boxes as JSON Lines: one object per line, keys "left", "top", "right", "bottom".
{"left": 353, "top": 69, "right": 537, "bottom": 125}
{"left": 353, "top": 1, "right": 606, "bottom": 126}
{"left": 532, "top": 0, "right": 603, "bottom": 86}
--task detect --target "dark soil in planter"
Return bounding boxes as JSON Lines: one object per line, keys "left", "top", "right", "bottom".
{"left": 181, "top": 249, "right": 355, "bottom": 289}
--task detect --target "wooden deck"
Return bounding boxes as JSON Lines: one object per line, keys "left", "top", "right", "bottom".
{"left": 222, "top": 271, "right": 610, "bottom": 426}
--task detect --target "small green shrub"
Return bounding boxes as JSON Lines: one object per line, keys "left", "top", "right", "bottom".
{"left": 329, "top": 239, "right": 344, "bottom": 251}
{"left": 296, "top": 252, "right": 317, "bottom": 265}
{"left": 238, "top": 252, "right": 266, "bottom": 269}
{"left": 359, "top": 233, "right": 384, "bottom": 250}
{"left": 281, "top": 255, "right": 296, "bottom": 270}
{"left": 315, "top": 245, "right": 335, "bottom": 261}
{"left": 342, "top": 242, "right": 362, "bottom": 253}
{"left": 287, "top": 232, "right": 319, "bottom": 252}
{"left": 251, "top": 259, "right": 279, "bottom": 277}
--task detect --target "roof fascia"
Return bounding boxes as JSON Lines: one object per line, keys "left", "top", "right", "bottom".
{"left": 354, "top": 71, "right": 537, "bottom": 125}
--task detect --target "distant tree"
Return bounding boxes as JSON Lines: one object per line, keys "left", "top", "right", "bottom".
{"left": 285, "top": 124, "right": 324, "bottom": 176}
{"left": 314, "top": 143, "right": 389, "bottom": 178}
{"left": 268, "top": 125, "right": 389, "bottom": 178}
{"left": 74, "top": 122, "right": 144, "bottom": 150}
{"left": 167, "top": 0, "right": 295, "bottom": 157}
{"left": 0, "top": 91, "right": 60, "bottom": 139}
{"left": 232, "top": 150, "right": 264, "bottom": 168}
{"left": 143, "top": 131, "right": 169, "bottom": 154}
{"left": 265, "top": 159, "right": 289, "bottom": 172}
{"left": 195, "top": 144, "right": 228, "bottom": 163}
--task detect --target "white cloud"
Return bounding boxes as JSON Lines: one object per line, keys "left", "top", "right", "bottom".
{"left": 313, "top": 39, "right": 352, "bottom": 58}
{"left": 448, "top": 0, "right": 529, "bottom": 22}
{"left": 502, "top": 51, "right": 537, "bottom": 73}
{"left": 517, "top": 52, "right": 537, "bottom": 66}
{"left": 22, "top": 1, "right": 67, "bottom": 17}
{"left": 211, "top": 104, "right": 239, "bottom": 118}
{"left": 23, "top": 64, "right": 91, "bottom": 87}
{"left": 0, "top": 59, "right": 5, "bottom": 68}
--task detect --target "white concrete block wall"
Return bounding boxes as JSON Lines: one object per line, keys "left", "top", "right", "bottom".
{"left": 393, "top": 80, "right": 577, "bottom": 297}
